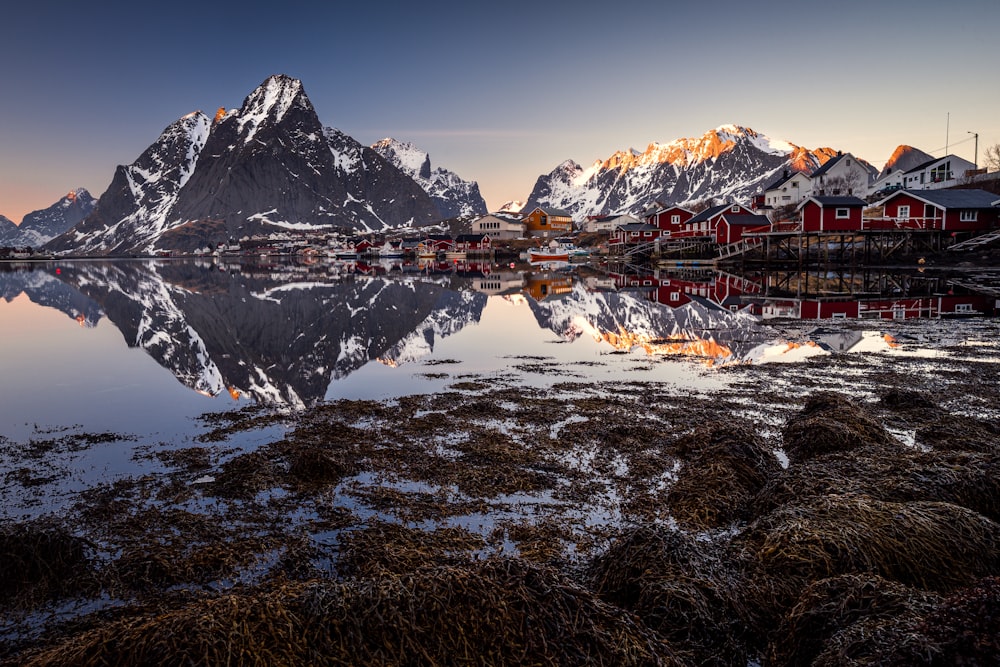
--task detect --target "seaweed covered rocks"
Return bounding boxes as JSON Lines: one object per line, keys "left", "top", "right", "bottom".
{"left": 16, "top": 559, "right": 682, "bottom": 667}
{"left": 782, "top": 391, "right": 898, "bottom": 462}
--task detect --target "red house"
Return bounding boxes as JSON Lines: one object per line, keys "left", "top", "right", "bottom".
{"left": 678, "top": 203, "right": 754, "bottom": 238}
{"left": 644, "top": 205, "right": 694, "bottom": 235}
{"left": 871, "top": 189, "right": 1000, "bottom": 233}
{"left": 715, "top": 213, "right": 771, "bottom": 244}
{"left": 610, "top": 222, "right": 661, "bottom": 246}
{"left": 422, "top": 235, "right": 455, "bottom": 252}
{"left": 797, "top": 196, "right": 867, "bottom": 232}
{"left": 454, "top": 234, "right": 492, "bottom": 252}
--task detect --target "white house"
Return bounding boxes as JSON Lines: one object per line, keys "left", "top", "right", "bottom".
{"left": 810, "top": 152, "right": 872, "bottom": 197}
{"left": 897, "top": 155, "right": 977, "bottom": 192}
{"left": 472, "top": 213, "right": 524, "bottom": 240}
{"left": 763, "top": 169, "right": 813, "bottom": 208}
{"left": 583, "top": 213, "right": 640, "bottom": 233}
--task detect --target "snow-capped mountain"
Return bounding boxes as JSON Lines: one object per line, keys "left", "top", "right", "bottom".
{"left": 46, "top": 75, "right": 440, "bottom": 255}
{"left": 522, "top": 125, "right": 846, "bottom": 217}
{"left": 0, "top": 189, "right": 96, "bottom": 248}
{"left": 498, "top": 201, "right": 524, "bottom": 214}
{"left": 371, "top": 138, "right": 488, "bottom": 220}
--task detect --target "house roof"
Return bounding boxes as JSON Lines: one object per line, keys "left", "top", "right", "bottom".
{"left": 810, "top": 153, "right": 848, "bottom": 178}
{"left": 592, "top": 214, "right": 636, "bottom": 223}
{"left": 528, "top": 206, "right": 573, "bottom": 217}
{"left": 687, "top": 204, "right": 729, "bottom": 224}
{"left": 797, "top": 195, "right": 868, "bottom": 210}
{"left": 720, "top": 213, "right": 771, "bottom": 227}
{"left": 688, "top": 203, "right": 747, "bottom": 224}
{"left": 878, "top": 188, "right": 1000, "bottom": 209}
{"left": 902, "top": 157, "right": 944, "bottom": 175}
{"left": 618, "top": 222, "right": 659, "bottom": 231}
{"left": 901, "top": 154, "right": 972, "bottom": 175}
{"left": 763, "top": 171, "right": 797, "bottom": 192}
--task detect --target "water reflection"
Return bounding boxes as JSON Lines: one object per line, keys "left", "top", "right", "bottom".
{"left": 1, "top": 259, "right": 998, "bottom": 418}
{"left": 606, "top": 263, "right": 1000, "bottom": 320}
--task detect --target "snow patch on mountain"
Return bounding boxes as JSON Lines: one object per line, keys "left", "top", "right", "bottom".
{"left": 372, "top": 138, "right": 487, "bottom": 219}
{"left": 236, "top": 74, "right": 305, "bottom": 144}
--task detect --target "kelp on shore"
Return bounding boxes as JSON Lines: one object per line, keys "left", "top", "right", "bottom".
{"left": 3, "top": 351, "right": 1000, "bottom": 665}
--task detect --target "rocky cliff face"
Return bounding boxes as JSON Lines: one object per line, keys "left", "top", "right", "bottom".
{"left": 523, "top": 125, "right": 847, "bottom": 217}
{"left": 45, "top": 75, "right": 441, "bottom": 255}
{"left": 371, "top": 138, "right": 488, "bottom": 220}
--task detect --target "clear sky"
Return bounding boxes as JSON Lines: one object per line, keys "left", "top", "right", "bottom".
{"left": 2, "top": 0, "right": 998, "bottom": 222}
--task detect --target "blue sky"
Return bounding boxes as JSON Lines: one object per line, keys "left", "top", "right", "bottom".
{"left": 2, "top": 0, "right": 998, "bottom": 221}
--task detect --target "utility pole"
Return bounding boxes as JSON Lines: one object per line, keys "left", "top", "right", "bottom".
{"left": 968, "top": 131, "right": 978, "bottom": 169}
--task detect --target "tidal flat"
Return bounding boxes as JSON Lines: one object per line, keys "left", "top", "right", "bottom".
{"left": 2, "top": 317, "right": 1000, "bottom": 665}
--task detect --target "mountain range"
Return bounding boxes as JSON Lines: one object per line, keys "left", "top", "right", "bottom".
{"left": 3, "top": 73, "right": 935, "bottom": 254}
{"left": 522, "top": 125, "right": 878, "bottom": 218}
{"left": 40, "top": 75, "right": 484, "bottom": 255}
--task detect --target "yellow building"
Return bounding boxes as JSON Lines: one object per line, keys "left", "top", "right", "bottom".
{"left": 521, "top": 207, "right": 573, "bottom": 237}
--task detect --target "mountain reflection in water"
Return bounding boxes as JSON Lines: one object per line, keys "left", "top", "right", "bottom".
{"left": 1, "top": 259, "right": 998, "bottom": 422}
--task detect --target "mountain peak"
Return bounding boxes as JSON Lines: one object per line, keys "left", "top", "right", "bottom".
{"left": 371, "top": 137, "right": 487, "bottom": 219}
{"left": 881, "top": 145, "right": 934, "bottom": 177}
{"left": 236, "top": 74, "right": 311, "bottom": 143}
{"left": 372, "top": 138, "right": 429, "bottom": 176}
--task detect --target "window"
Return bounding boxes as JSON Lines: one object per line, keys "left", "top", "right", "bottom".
{"left": 956, "top": 303, "right": 973, "bottom": 313}
{"left": 898, "top": 205, "right": 910, "bottom": 219}
{"left": 960, "top": 210, "right": 978, "bottom": 222}
{"left": 924, "top": 204, "right": 937, "bottom": 219}
{"left": 792, "top": 181, "right": 799, "bottom": 188}
{"left": 670, "top": 292, "right": 680, "bottom": 302}
{"left": 731, "top": 205, "right": 739, "bottom": 212}
{"left": 835, "top": 208, "right": 850, "bottom": 219}
{"left": 671, "top": 214, "right": 680, "bottom": 224}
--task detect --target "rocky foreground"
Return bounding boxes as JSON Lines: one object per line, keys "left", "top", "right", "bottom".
{"left": 2, "top": 318, "right": 1000, "bottom": 665}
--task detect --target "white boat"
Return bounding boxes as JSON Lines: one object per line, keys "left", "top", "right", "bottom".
{"left": 528, "top": 247, "right": 569, "bottom": 262}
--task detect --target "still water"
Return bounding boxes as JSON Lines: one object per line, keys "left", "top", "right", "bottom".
{"left": 1, "top": 257, "right": 998, "bottom": 446}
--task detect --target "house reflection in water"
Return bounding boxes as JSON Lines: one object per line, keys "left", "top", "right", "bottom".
{"left": 608, "top": 263, "right": 999, "bottom": 321}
